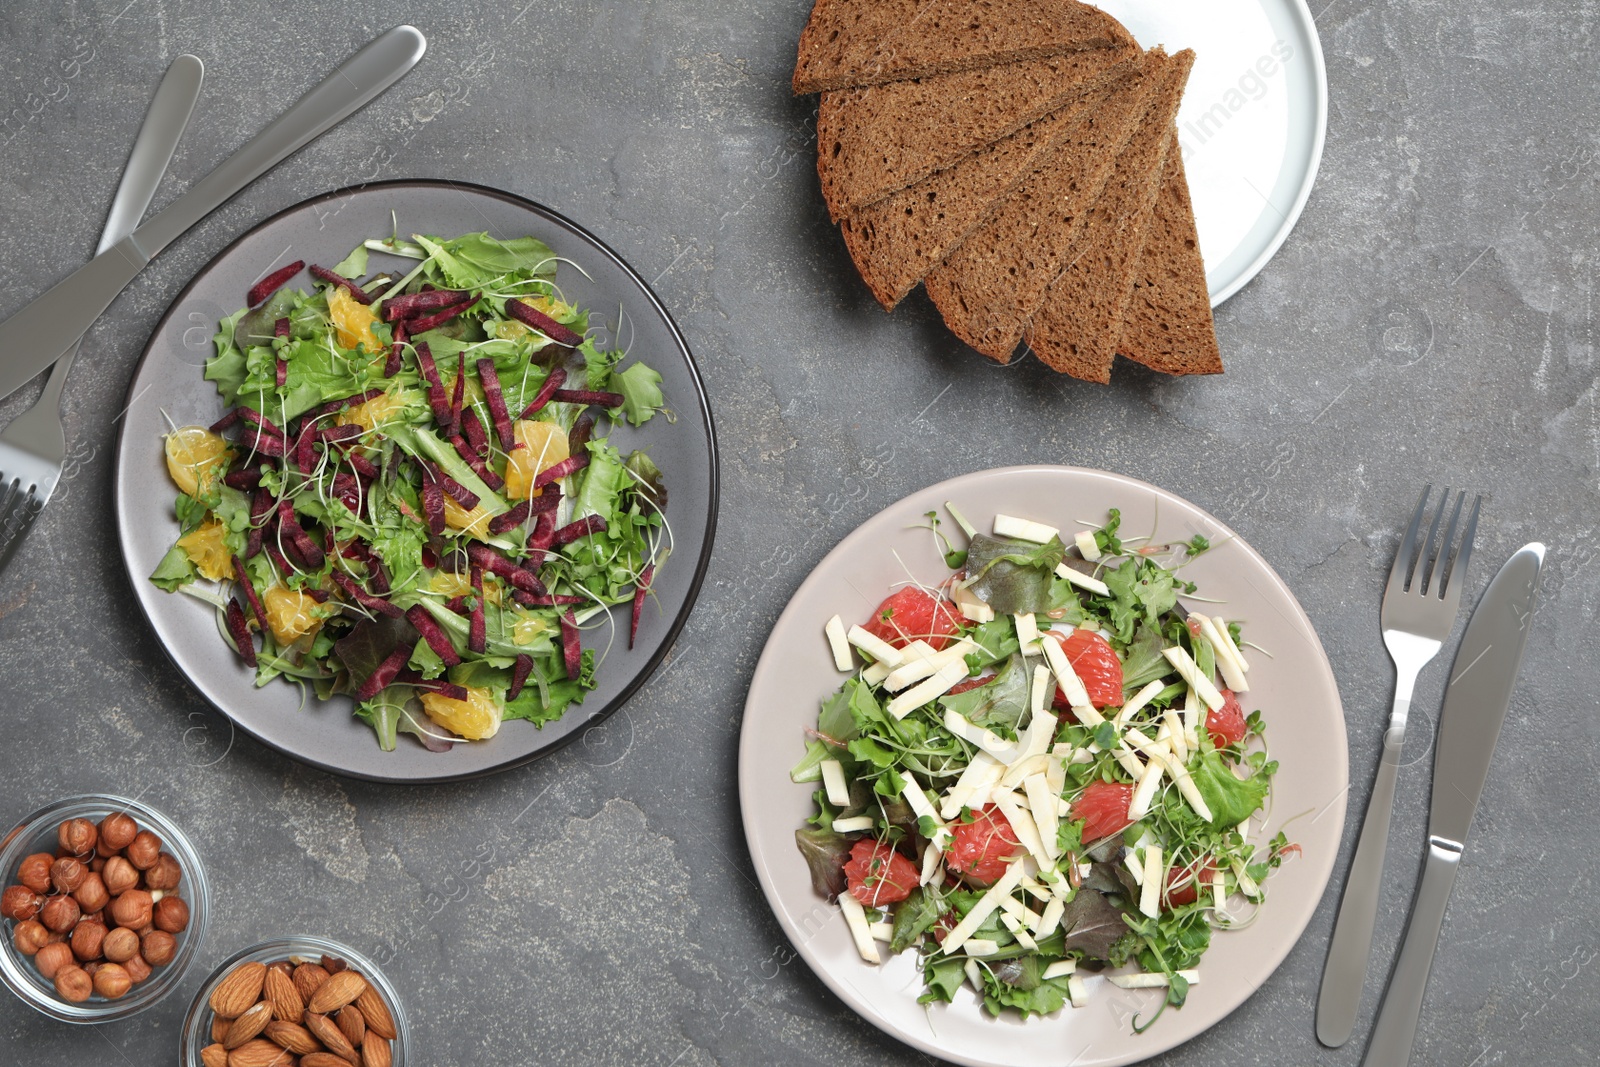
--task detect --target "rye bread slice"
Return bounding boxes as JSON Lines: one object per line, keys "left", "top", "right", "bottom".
{"left": 816, "top": 46, "right": 1136, "bottom": 220}
{"left": 921, "top": 50, "right": 1166, "bottom": 362}
{"left": 794, "top": 0, "right": 1135, "bottom": 94}
{"left": 1116, "top": 131, "right": 1223, "bottom": 376}
{"left": 792, "top": 0, "right": 931, "bottom": 96}
{"left": 1024, "top": 50, "right": 1196, "bottom": 382}
{"left": 838, "top": 62, "right": 1132, "bottom": 310}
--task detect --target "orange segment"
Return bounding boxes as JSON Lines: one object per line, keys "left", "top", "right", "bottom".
{"left": 262, "top": 584, "right": 325, "bottom": 645}
{"left": 503, "top": 419, "right": 569, "bottom": 501}
{"left": 176, "top": 518, "right": 232, "bottom": 581}
{"left": 419, "top": 685, "right": 501, "bottom": 740}
{"left": 329, "top": 286, "right": 379, "bottom": 352}
{"left": 163, "top": 426, "right": 231, "bottom": 498}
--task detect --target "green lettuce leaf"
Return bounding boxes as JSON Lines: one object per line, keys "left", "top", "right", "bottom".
{"left": 611, "top": 362, "right": 663, "bottom": 426}
{"left": 1190, "top": 746, "right": 1270, "bottom": 826}
{"left": 940, "top": 653, "right": 1030, "bottom": 736}
{"left": 965, "top": 534, "right": 1067, "bottom": 614}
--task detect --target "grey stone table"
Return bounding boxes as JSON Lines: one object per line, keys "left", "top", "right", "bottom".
{"left": 0, "top": 2, "right": 1593, "bottom": 1065}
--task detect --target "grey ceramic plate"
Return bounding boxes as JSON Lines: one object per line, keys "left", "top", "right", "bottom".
{"left": 739, "top": 466, "right": 1345, "bottom": 1067}
{"left": 115, "top": 180, "right": 717, "bottom": 782}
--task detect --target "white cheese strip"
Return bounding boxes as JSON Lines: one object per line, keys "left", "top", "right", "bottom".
{"left": 1233, "top": 858, "right": 1261, "bottom": 898}
{"left": 1123, "top": 851, "right": 1144, "bottom": 886}
{"left": 1168, "top": 758, "right": 1214, "bottom": 823}
{"left": 879, "top": 640, "right": 935, "bottom": 691}
{"left": 1038, "top": 897, "right": 1065, "bottom": 937}
{"left": 919, "top": 841, "right": 942, "bottom": 886}
{"left": 1112, "top": 746, "right": 1146, "bottom": 781}
{"left": 1117, "top": 680, "right": 1166, "bottom": 725}
{"left": 901, "top": 776, "right": 944, "bottom": 828}
{"left": 1040, "top": 636, "right": 1094, "bottom": 711}
{"left": 1211, "top": 867, "right": 1227, "bottom": 911}
{"left": 1162, "top": 646, "right": 1225, "bottom": 711}
{"left": 824, "top": 614, "right": 853, "bottom": 671}
{"left": 1000, "top": 753, "right": 1049, "bottom": 787}
{"left": 1043, "top": 959, "right": 1078, "bottom": 980}
{"left": 958, "top": 598, "right": 994, "bottom": 624}
{"left": 1015, "top": 612, "right": 1041, "bottom": 649}
{"left": 994, "top": 514, "right": 1060, "bottom": 544}
{"left": 1067, "top": 974, "right": 1088, "bottom": 1007}
{"left": 820, "top": 759, "right": 851, "bottom": 808}
{"left": 888, "top": 659, "right": 969, "bottom": 719}
{"left": 943, "top": 708, "right": 1021, "bottom": 762}
{"left": 964, "top": 960, "right": 984, "bottom": 991}
{"left": 847, "top": 625, "right": 903, "bottom": 667}
{"left": 1108, "top": 970, "right": 1200, "bottom": 989}
{"left": 993, "top": 791, "right": 1050, "bottom": 869}
{"left": 1237, "top": 817, "right": 1250, "bottom": 841}
{"left": 1139, "top": 845, "right": 1164, "bottom": 917}
{"left": 832, "top": 815, "right": 875, "bottom": 833}
{"left": 998, "top": 893, "right": 1031, "bottom": 922}
{"left": 1128, "top": 756, "right": 1166, "bottom": 820}
{"left": 1163, "top": 709, "right": 1189, "bottom": 765}
{"left": 964, "top": 938, "right": 1000, "bottom": 957}
{"left": 1195, "top": 613, "right": 1249, "bottom": 693}
{"left": 1021, "top": 877, "right": 1052, "bottom": 905}
{"left": 1045, "top": 752, "right": 1067, "bottom": 796}
{"left": 1019, "top": 705, "right": 1058, "bottom": 762}
{"left": 1214, "top": 616, "right": 1249, "bottom": 673}
{"left": 1073, "top": 529, "right": 1101, "bottom": 562}
{"left": 862, "top": 660, "right": 892, "bottom": 687}
{"left": 1023, "top": 773, "right": 1061, "bottom": 862}
{"left": 1000, "top": 914, "right": 1039, "bottom": 951}
{"left": 1054, "top": 562, "right": 1111, "bottom": 597}
{"left": 943, "top": 859, "right": 1028, "bottom": 952}
{"left": 941, "top": 752, "right": 1004, "bottom": 819}
{"left": 867, "top": 921, "right": 894, "bottom": 942}
{"left": 1182, "top": 686, "right": 1201, "bottom": 750}
{"left": 837, "top": 893, "right": 881, "bottom": 963}
{"left": 1029, "top": 664, "right": 1050, "bottom": 716}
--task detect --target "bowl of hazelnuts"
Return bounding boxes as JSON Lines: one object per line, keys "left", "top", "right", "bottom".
{"left": 0, "top": 794, "right": 209, "bottom": 1021}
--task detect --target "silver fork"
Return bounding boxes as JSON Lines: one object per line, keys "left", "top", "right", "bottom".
{"left": 1316, "top": 485, "right": 1482, "bottom": 1046}
{"left": 0, "top": 55, "right": 202, "bottom": 577}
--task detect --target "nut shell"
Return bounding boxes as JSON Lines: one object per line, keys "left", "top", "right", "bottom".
{"left": 102, "top": 855, "right": 140, "bottom": 896}
{"left": 73, "top": 871, "right": 110, "bottom": 914}
{"left": 34, "top": 941, "right": 74, "bottom": 980}
{"left": 124, "top": 952, "right": 152, "bottom": 983}
{"left": 307, "top": 969, "right": 368, "bottom": 1014}
{"left": 210, "top": 960, "right": 268, "bottom": 1019}
{"left": 49, "top": 856, "right": 87, "bottom": 894}
{"left": 98, "top": 812, "right": 138, "bottom": 853}
{"left": 17, "top": 853, "right": 54, "bottom": 893}
{"left": 70, "top": 921, "right": 107, "bottom": 962}
{"left": 153, "top": 894, "right": 190, "bottom": 933}
{"left": 54, "top": 964, "right": 93, "bottom": 1002}
{"left": 140, "top": 928, "right": 177, "bottom": 966}
{"left": 57, "top": 818, "right": 98, "bottom": 858}
{"left": 13, "top": 918, "right": 50, "bottom": 955}
{"left": 353, "top": 987, "right": 397, "bottom": 1040}
{"left": 93, "top": 962, "right": 132, "bottom": 999}
{"left": 108, "top": 888, "right": 153, "bottom": 929}
{"left": 1, "top": 884, "right": 42, "bottom": 921}
{"left": 145, "top": 852, "right": 183, "bottom": 891}
{"left": 264, "top": 966, "right": 305, "bottom": 1021}
{"left": 223, "top": 1001, "right": 274, "bottom": 1050}
{"left": 125, "top": 830, "right": 162, "bottom": 870}
{"left": 39, "top": 894, "right": 81, "bottom": 933}
{"left": 102, "top": 926, "right": 140, "bottom": 963}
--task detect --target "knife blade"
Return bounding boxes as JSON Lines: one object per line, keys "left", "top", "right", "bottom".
{"left": 1361, "top": 542, "right": 1545, "bottom": 1067}
{"left": 0, "top": 25, "right": 425, "bottom": 404}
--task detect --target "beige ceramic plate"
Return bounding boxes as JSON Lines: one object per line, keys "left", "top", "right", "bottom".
{"left": 738, "top": 466, "right": 1346, "bottom": 1066}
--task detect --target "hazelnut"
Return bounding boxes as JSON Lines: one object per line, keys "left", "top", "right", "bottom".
{"left": 140, "top": 928, "right": 177, "bottom": 966}
{"left": 93, "top": 962, "right": 132, "bottom": 999}
{"left": 73, "top": 872, "right": 110, "bottom": 913}
{"left": 321, "top": 953, "right": 347, "bottom": 974}
{"left": 89, "top": 856, "right": 107, "bottom": 873}
{"left": 70, "top": 921, "right": 107, "bottom": 962}
{"left": 57, "top": 818, "right": 98, "bottom": 859}
{"left": 53, "top": 964, "right": 93, "bottom": 1002}
{"left": 49, "top": 856, "right": 87, "bottom": 894}
{"left": 17, "top": 852, "right": 54, "bottom": 894}
{"left": 12, "top": 919, "right": 49, "bottom": 955}
{"left": 34, "top": 941, "right": 74, "bottom": 980}
{"left": 292, "top": 962, "right": 330, "bottom": 1001}
{"left": 153, "top": 895, "right": 190, "bottom": 934}
{"left": 1, "top": 884, "right": 42, "bottom": 921}
{"left": 145, "top": 852, "right": 182, "bottom": 891}
{"left": 101, "top": 926, "right": 140, "bottom": 963}
{"left": 125, "top": 830, "right": 162, "bottom": 870}
{"left": 102, "top": 855, "right": 139, "bottom": 896}
{"left": 81, "top": 909, "right": 105, "bottom": 926}
{"left": 123, "top": 952, "right": 152, "bottom": 984}
{"left": 108, "top": 889, "right": 152, "bottom": 929}
{"left": 98, "top": 812, "right": 138, "bottom": 853}
{"left": 39, "top": 894, "right": 81, "bottom": 933}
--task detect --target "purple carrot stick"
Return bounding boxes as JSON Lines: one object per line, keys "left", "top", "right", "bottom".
{"left": 405, "top": 606, "right": 462, "bottom": 667}
{"left": 232, "top": 555, "right": 270, "bottom": 633}
{"left": 475, "top": 358, "right": 515, "bottom": 451}
{"left": 468, "top": 565, "right": 486, "bottom": 654}
{"left": 551, "top": 388, "right": 625, "bottom": 408}
{"left": 509, "top": 654, "right": 534, "bottom": 700}
{"left": 309, "top": 264, "right": 373, "bottom": 304}
{"left": 552, "top": 515, "right": 607, "bottom": 547}
{"left": 226, "top": 600, "right": 258, "bottom": 667}
{"left": 355, "top": 645, "right": 412, "bottom": 701}
{"left": 506, "top": 299, "right": 583, "bottom": 346}
{"left": 559, "top": 611, "right": 582, "bottom": 680}
{"left": 518, "top": 367, "right": 566, "bottom": 419}
{"left": 247, "top": 260, "right": 304, "bottom": 308}
{"left": 630, "top": 562, "right": 655, "bottom": 649}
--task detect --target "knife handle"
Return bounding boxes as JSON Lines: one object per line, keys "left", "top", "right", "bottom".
{"left": 132, "top": 26, "right": 425, "bottom": 256}
{"left": 1316, "top": 726, "right": 1405, "bottom": 1046}
{"left": 1360, "top": 838, "right": 1462, "bottom": 1067}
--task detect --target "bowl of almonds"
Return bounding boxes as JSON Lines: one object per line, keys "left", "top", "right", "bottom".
{"left": 180, "top": 937, "right": 407, "bottom": 1067}
{"left": 0, "top": 794, "right": 210, "bottom": 1021}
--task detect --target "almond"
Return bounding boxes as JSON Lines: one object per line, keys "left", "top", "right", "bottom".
{"left": 305, "top": 1011, "right": 358, "bottom": 1061}
{"left": 302, "top": 1055, "right": 354, "bottom": 1067}
{"left": 264, "top": 966, "right": 304, "bottom": 1022}
{"left": 307, "top": 969, "right": 368, "bottom": 1015}
{"left": 361, "top": 1032, "right": 392, "bottom": 1067}
{"left": 210, "top": 961, "right": 268, "bottom": 1019}
{"left": 264, "top": 1020, "right": 320, "bottom": 1055}
{"left": 212, "top": 1016, "right": 231, "bottom": 1043}
{"left": 223, "top": 1001, "right": 273, "bottom": 1050}
{"left": 292, "top": 962, "right": 331, "bottom": 1002}
{"left": 337, "top": 1004, "right": 366, "bottom": 1047}
{"left": 226, "top": 1038, "right": 292, "bottom": 1067}
{"left": 353, "top": 987, "right": 396, "bottom": 1040}
{"left": 200, "top": 1044, "right": 229, "bottom": 1067}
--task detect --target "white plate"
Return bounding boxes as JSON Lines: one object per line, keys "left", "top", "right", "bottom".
{"left": 1099, "top": 0, "right": 1328, "bottom": 305}
{"left": 738, "top": 466, "right": 1347, "bottom": 1067}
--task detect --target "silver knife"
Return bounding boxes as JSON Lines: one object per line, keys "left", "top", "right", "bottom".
{"left": 5, "top": 53, "right": 204, "bottom": 475}
{"left": 0, "top": 25, "right": 426, "bottom": 403}
{"left": 1360, "top": 542, "right": 1545, "bottom": 1067}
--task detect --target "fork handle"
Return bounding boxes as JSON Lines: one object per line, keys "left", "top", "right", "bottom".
{"left": 1316, "top": 723, "right": 1405, "bottom": 1046}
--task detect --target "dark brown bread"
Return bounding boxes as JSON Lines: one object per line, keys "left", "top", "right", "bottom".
{"left": 1024, "top": 50, "right": 1196, "bottom": 382}
{"left": 922, "top": 50, "right": 1165, "bottom": 362}
{"left": 792, "top": 0, "right": 929, "bottom": 96}
{"left": 816, "top": 46, "right": 1137, "bottom": 220}
{"left": 794, "top": 0, "right": 1135, "bottom": 94}
{"left": 1116, "top": 130, "right": 1223, "bottom": 376}
{"left": 839, "top": 60, "right": 1133, "bottom": 310}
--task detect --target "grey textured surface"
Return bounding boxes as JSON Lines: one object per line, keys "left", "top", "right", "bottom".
{"left": 0, "top": 2, "right": 1593, "bottom": 1065}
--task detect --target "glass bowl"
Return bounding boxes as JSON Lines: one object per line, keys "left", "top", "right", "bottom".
{"left": 180, "top": 936, "right": 409, "bottom": 1066}
{"left": 0, "top": 793, "right": 211, "bottom": 1022}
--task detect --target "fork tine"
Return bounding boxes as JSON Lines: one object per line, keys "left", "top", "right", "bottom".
{"left": 1446, "top": 495, "right": 1484, "bottom": 598}
{"left": 1417, "top": 487, "right": 1451, "bottom": 594}
{"left": 1425, "top": 490, "right": 1466, "bottom": 597}
{"left": 1388, "top": 485, "right": 1431, "bottom": 598}
{"left": 0, "top": 487, "right": 41, "bottom": 578}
